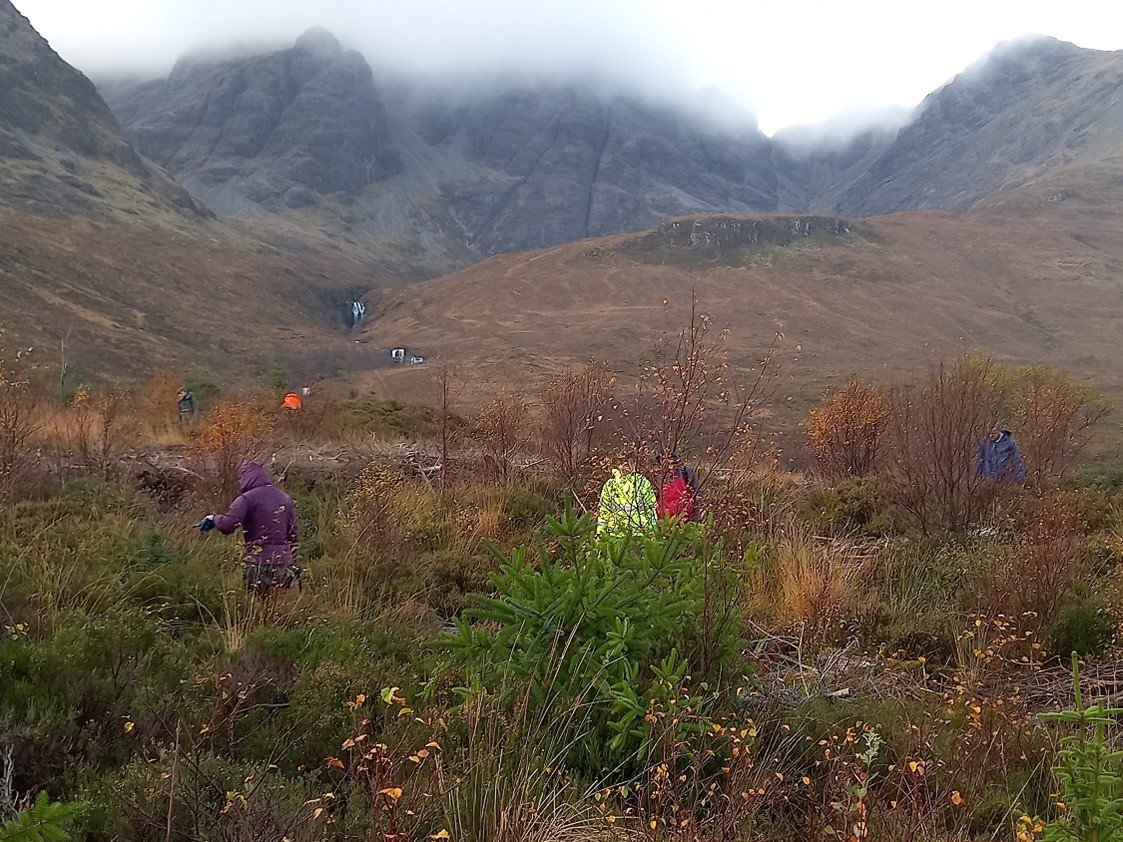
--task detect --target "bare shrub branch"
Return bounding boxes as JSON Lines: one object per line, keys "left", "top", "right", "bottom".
{"left": 887, "top": 355, "right": 1007, "bottom": 534}
{"left": 539, "top": 362, "right": 614, "bottom": 481}
{"left": 0, "top": 334, "right": 38, "bottom": 498}
{"left": 472, "top": 391, "right": 531, "bottom": 484}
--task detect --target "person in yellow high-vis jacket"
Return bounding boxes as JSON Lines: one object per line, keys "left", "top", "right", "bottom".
{"left": 596, "top": 458, "right": 658, "bottom": 537}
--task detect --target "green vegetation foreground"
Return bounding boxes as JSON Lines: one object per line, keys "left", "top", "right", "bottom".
{"left": 3, "top": 326, "right": 1123, "bottom": 840}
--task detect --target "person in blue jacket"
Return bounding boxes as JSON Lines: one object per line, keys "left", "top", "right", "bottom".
{"left": 975, "top": 425, "right": 1025, "bottom": 485}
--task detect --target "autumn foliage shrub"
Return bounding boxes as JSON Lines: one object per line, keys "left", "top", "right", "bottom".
{"left": 0, "top": 337, "right": 37, "bottom": 498}
{"left": 62, "top": 390, "right": 137, "bottom": 480}
{"left": 1002, "top": 492, "right": 1089, "bottom": 632}
{"left": 1004, "top": 365, "right": 1111, "bottom": 492}
{"left": 138, "top": 369, "right": 184, "bottom": 435}
{"left": 882, "top": 357, "right": 1110, "bottom": 532}
{"left": 194, "top": 399, "right": 275, "bottom": 503}
{"left": 807, "top": 379, "right": 891, "bottom": 481}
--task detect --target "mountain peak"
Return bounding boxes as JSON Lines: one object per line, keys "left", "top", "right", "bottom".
{"left": 295, "top": 26, "right": 341, "bottom": 55}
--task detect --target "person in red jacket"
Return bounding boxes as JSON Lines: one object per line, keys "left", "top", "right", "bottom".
{"left": 656, "top": 451, "right": 703, "bottom": 523}
{"left": 197, "top": 461, "right": 300, "bottom": 594}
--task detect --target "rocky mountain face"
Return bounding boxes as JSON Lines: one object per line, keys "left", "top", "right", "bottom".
{"left": 106, "top": 28, "right": 402, "bottom": 216}
{"left": 81, "top": 29, "right": 1123, "bottom": 269}
{"left": 0, "top": 0, "right": 203, "bottom": 220}
{"left": 101, "top": 33, "right": 782, "bottom": 267}
{"left": 826, "top": 37, "right": 1123, "bottom": 215}
{"left": 409, "top": 87, "right": 778, "bottom": 255}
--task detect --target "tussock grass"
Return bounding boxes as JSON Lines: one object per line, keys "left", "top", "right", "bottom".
{"left": 748, "top": 526, "right": 874, "bottom": 642}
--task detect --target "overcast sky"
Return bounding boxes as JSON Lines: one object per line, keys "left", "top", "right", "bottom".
{"left": 14, "top": 0, "right": 1123, "bottom": 135}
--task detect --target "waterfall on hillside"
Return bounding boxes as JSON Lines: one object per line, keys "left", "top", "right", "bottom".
{"left": 350, "top": 300, "right": 367, "bottom": 327}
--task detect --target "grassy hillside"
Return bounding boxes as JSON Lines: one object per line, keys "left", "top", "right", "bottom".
{"left": 360, "top": 178, "right": 1123, "bottom": 460}
{"left": 0, "top": 209, "right": 407, "bottom": 387}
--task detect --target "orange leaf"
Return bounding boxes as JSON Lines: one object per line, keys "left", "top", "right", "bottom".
{"left": 325, "top": 756, "right": 345, "bottom": 770}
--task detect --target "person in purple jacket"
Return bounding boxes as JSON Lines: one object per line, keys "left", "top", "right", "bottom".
{"left": 197, "top": 461, "right": 300, "bottom": 594}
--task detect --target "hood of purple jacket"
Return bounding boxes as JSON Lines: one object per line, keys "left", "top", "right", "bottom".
{"left": 237, "top": 461, "right": 272, "bottom": 494}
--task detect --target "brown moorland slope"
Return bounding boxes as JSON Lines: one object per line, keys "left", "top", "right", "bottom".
{"left": 360, "top": 168, "right": 1123, "bottom": 454}
{"left": 0, "top": 210, "right": 402, "bottom": 385}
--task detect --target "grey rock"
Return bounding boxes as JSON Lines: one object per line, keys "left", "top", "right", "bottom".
{"left": 104, "top": 30, "right": 399, "bottom": 217}
{"left": 0, "top": 0, "right": 205, "bottom": 217}
{"left": 833, "top": 37, "right": 1123, "bottom": 215}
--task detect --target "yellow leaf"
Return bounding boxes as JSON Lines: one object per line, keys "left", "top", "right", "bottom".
{"left": 425, "top": 741, "right": 441, "bottom": 749}
{"left": 312, "top": 807, "right": 324, "bottom": 820}
{"left": 429, "top": 830, "right": 450, "bottom": 839}
{"left": 379, "top": 788, "right": 403, "bottom": 801}
{"left": 123, "top": 721, "right": 135, "bottom": 733}
{"left": 346, "top": 693, "right": 367, "bottom": 710}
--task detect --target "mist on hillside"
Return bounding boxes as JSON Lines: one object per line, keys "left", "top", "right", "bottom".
{"left": 13, "top": 0, "right": 874, "bottom": 140}
{"left": 771, "top": 104, "right": 915, "bottom": 152}
{"left": 34, "top": 0, "right": 749, "bottom": 120}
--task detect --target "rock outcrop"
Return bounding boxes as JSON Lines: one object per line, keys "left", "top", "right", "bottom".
{"left": 414, "top": 87, "right": 778, "bottom": 255}
{"left": 627, "top": 214, "right": 851, "bottom": 259}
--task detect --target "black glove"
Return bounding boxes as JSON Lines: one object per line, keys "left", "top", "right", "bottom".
{"left": 194, "top": 515, "right": 216, "bottom": 532}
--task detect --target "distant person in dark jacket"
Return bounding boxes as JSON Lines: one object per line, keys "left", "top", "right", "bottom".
{"left": 975, "top": 426, "right": 1025, "bottom": 485}
{"left": 177, "top": 388, "right": 199, "bottom": 423}
{"left": 197, "top": 461, "right": 300, "bottom": 594}
{"left": 656, "top": 451, "right": 704, "bottom": 522}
